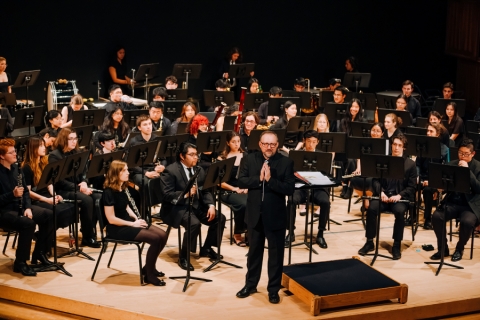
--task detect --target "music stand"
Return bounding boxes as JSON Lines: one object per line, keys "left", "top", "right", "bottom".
{"left": 0, "top": 93, "right": 17, "bottom": 106}
{"left": 351, "top": 122, "right": 374, "bottom": 137}
{"left": 166, "top": 89, "right": 188, "bottom": 100}
{"left": 223, "top": 116, "right": 236, "bottom": 131}
{"left": 352, "top": 93, "right": 376, "bottom": 111}
{"left": 319, "top": 90, "right": 334, "bottom": 109}
{"left": 57, "top": 151, "right": 93, "bottom": 260}
{"left": 72, "top": 109, "right": 106, "bottom": 127}
{"left": 425, "top": 163, "right": 471, "bottom": 275}
{"left": 196, "top": 131, "right": 229, "bottom": 157}
{"left": 169, "top": 167, "right": 212, "bottom": 291}
{"left": 14, "top": 135, "right": 33, "bottom": 164}
{"left": 343, "top": 73, "right": 371, "bottom": 93}
{"left": 267, "top": 97, "right": 301, "bottom": 118}
{"left": 163, "top": 100, "right": 187, "bottom": 122}
{"left": 449, "top": 147, "right": 480, "bottom": 161}
{"left": 467, "top": 132, "right": 480, "bottom": 151}
{"left": 13, "top": 70, "right": 41, "bottom": 106}
{"left": 134, "top": 63, "right": 160, "bottom": 101}
{"left": 377, "top": 108, "right": 412, "bottom": 127}
{"left": 203, "top": 157, "right": 242, "bottom": 272}
{"left": 125, "top": 140, "right": 161, "bottom": 222}
{"left": 360, "top": 154, "right": 405, "bottom": 266}
{"left": 13, "top": 106, "right": 43, "bottom": 136}
{"left": 227, "top": 63, "right": 255, "bottom": 79}
{"left": 86, "top": 151, "right": 124, "bottom": 180}
{"left": 156, "top": 134, "right": 189, "bottom": 163}
{"left": 247, "top": 129, "right": 286, "bottom": 151}
{"left": 466, "top": 120, "right": 480, "bottom": 134}
{"left": 36, "top": 158, "right": 72, "bottom": 276}
{"left": 72, "top": 125, "right": 94, "bottom": 149}
{"left": 316, "top": 132, "right": 346, "bottom": 153}
{"left": 286, "top": 116, "right": 315, "bottom": 132}
{"left": 204, "top": 90, "right": 235, "bottom": 107}
{"left": 405, "top": 127, "right": 427, "bottom": 135}
{"left": 199, "top": 112, "right": 216, "bottom": 123}
{"left": 123, "top": 109, "right": 149, "bottom": 128}
{"left": 433, "top": 99, "right": 466, "bottom": 117}
{"left": 288, "top": 151, "right": 335, "bottom": 263}
{"left": 0, "top": 119, "right": 8, "bottom": 138}
{"left": 376, "top": 93, "right": 397, "bottom": 109}
{"left": 325, "top": 102, "right": 348, "bottom": 122}
{"left": 281, "top": 91, "right": 311, "bottom": 111}
{"left": 172, "top": 64, "right": 202, "bottom": 90}
{"left": 416, "top": 117, "right": 429, "bottom": 128}
{"left": 244, "top": 93, "right": 269, "bottom": 112}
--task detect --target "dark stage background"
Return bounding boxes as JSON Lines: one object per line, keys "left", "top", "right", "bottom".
{"left": 3, "top": 0, "right": 455, "bottom": 110}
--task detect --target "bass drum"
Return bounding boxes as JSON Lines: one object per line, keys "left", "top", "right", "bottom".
{"left": 45, "top": 80, "right": 79, "bottom": 110}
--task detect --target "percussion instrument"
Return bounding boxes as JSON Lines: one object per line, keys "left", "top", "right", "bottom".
{"left": 45, "top": 80, "right": 79, "bottom": 110}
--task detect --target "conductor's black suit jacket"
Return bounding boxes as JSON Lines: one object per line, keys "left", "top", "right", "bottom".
{"left": 159, "top": 162, "right": 214, "bottom": 228}
{"left": 238, "top": 151, "right": 295, "bottom": 231}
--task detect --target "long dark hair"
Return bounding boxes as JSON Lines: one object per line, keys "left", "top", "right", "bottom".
{"left": 340, "top": 98, "right": 363, "bottom": 135}
{"left": 279, "top": 100, "right": 296, "bottom": 128}
{"left": 101, "top": 106, "right": 130, "bottom": 139}
{"left": 219, "top": 131, "right": 244, "bottom": 159}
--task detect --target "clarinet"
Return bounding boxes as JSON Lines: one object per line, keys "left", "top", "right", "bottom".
{"left": 17, "top": 170, "right": 23, "bottom": 212}
{"left": 125, "top": 188, "right": 141, "bottom": 219}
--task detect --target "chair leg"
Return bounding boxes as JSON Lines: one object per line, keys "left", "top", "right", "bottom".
{"left": 91, "top": 241, "right": 106, "bottom": 281}
{"left": 3, "top": 231, "right": 11, "bottom": 254}
{"left": 230, "top": 208, "right": 233, "bottom": 245}
{"left": 12, "top": 232, "right": 18, "bottom": 249}
{"left": 136, "top": 244, "right": 144, "bottom": 285}
{"left": 107, "top": 243, "right": 118, "bottom": 267}
{"left": 347, "top": 190, "right": 352, "bottom": 213}
{"left": 140, "top": 242, "right": 145, "bottom": 255}
{"left": 177, "top": 228, "right": 182, "bottom": 256}
{"left": 166, "top": 225, "right": 172, "bottom": 238}
{"left": 449, "top": 220, "right": 452, "bottom": 242}
{"left": 471, "top": 229, "right": 475, "bottom": 260}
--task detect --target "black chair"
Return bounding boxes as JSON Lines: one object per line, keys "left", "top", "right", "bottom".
{"left": 91, "top": 199, "right": 145, "bottom": 285}
{"left": 449, "top": 219, "right": 477, "bottom": 260}
{"left": 2, "top": 229, "right": 18, "bottom": 254}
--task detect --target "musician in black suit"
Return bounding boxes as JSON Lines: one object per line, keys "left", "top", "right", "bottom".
{"left": 159, "top": 142, "right": 226, "bottom": 271}
{"left": 236, "top": 131, "right": 295, "bottom": 304}
{"left": 148, "top": 101, "right": 171, "bottom": 136}
{"left": 358, "top": 134, "right": 417, "bottom": 260}
{"left": 430, "top": 139, "right": 480, "bottom": 262}
{"left": 104, "top": 84, "right": 137, "bottom": 118}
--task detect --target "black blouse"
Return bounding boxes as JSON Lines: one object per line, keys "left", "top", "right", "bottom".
{"left": 0, "top": 72, "right": 11, "bottom": 94}
{"left": 23, "top": 163, "right": 50, "bottom": 197}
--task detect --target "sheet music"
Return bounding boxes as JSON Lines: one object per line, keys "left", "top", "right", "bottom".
{"left": 296, "top": 171, "right": 334, "bottom": 186}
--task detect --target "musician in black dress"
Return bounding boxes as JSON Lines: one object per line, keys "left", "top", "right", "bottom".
{"left": 48, "top": 128, "right": 100, "bottom": 248}
{"left": 383, "top": 113, "right": 402, "bottom": 146}
{"left": 187, "top": 114, "right": 213, "bottom": 171}
{"left": 107, "top": 47, "right": 133, "bottom": 94}
{"left": 218, "top": 131, "right": 248, "bottom": 246}
{"left": 445, "top": 101, "right": 464, "bottom": 147}
{"left": 0, "top": 57, "right": 11, "bottom": 94}
{"left": 103, "top": 160, "right": 167, "bottom": 286}
{"left": 271, "top": 101, "right": 302, "bottom": 155}
{"left": 239, "top": 111, "right": 260, "bottom": 152}
{"left": 100, "top": 106, "right": 130, "bottom": 147}
{"left": 428, "top": 111, "right": 450, "bottom": 146}
{"left": 248, "top": 78, "right": 260, "bottom": 93}
{"left": 61, "top": 94, "right": 88, "bottom": 128}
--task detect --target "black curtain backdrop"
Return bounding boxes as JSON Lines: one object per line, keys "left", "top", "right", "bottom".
{"left": 3, "top": 0, "right": 455, "bottom": 109}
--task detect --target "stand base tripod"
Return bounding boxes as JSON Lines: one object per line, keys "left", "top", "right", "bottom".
{"left": 170, "top": 273, "right": 212, "bottom": 292}
{"left": 35, "top": 262, "right": 72, "bottom": 277}
{"left": 203, "top": 258, "right": 242, "bottom": 272}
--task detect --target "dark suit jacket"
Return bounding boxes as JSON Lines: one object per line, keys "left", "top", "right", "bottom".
{"left": 238, "top": 151, "right": 295, "bottom": 231}
{"left": 374, "top": 156, "right": 417, "bottom": 202}
{"left": 448, "top": 158, "right": 480, "bottom": 220}
{"left": 159, "top": 162, "right": 214, "bottom": 228}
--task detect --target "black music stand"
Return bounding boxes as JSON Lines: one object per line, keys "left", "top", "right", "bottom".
{"left": 223, "top": 116, "right": 236, "bottom": 131}
{"left": 37, "top": 158, "right": 72, "bottom": 276}
{"left": 163, "top": 100, "right": 186, "bottom": 122}
{"left": 352, "top": 93, "right": 376, "bottom": 111}
{"left": 14, "top": 135, "right": 33, "bottom": 164}
{"left": 203, "top": 157, "right": 242, "bottom": 272}
{"left": 57, "top": 151, "right": 93, "bottom": 260}
{"left": 282, "top": 91, "right": 311, "bottom": 112}
{"left": 467, "top": 132, "right": 480, "bottom": 150}
{"left": 325, "top": 102, "right": 348, "bottom": 123}
{"left": 433, "top": 99, "right": 466, "bottom": 118}
{"left": 72, "top": 109, "right": 106, "bottom": 127}
{"left": 134, "top": 63, "right": 160, "bottom": 101}
{"left": 123, "top": 110, "right": 149, "bottom": 128}
{"left": 343, "top": 73, "right": 371, "bottom": 93}
{"left": 199, "top": 112, "right": 216, "bottom": 123}
{"left": 377, "top": 108, "right": 412, "bottom": 127}
{"left": 0, "top": 93, "right": 17, "bottom": 106}
{"left": 360, "top": 154, "right": 405, "bottom": 266}
{"left": 196, "top": 131, "right": 229, "bottom": 158}
{"left": 157, "top": 134, "right": 189, "bottom": 163}
{"left": 169, "top": 167, "right": 212, "bottom": 292}
{"left": 0, "top": 119, "right": 7, "bottom": 138}
{"left": 13, "top": 106, "right": 43, "bottom": 136}
{"left": 376, "top": 94, "right": 397, "bottom": 109}
{"left": 166, "top": 89, "right": 188, "bottom": 100}
{"left": 319, "top": 90, "right": 334, "bottom": 109}
{"left": 227, "top": 63, "right": 255, "bottom": 78}
{"left": 73, "top": 125, "right": 94, "bottom": 149}
{"left": 416, "top": 117, "right": 429, "bottom": 128}
{"left": 244, "top": 93, "right": 269, "bottom": 112}
{"left": 172, "top": 64, "right": 202, "bottom": 90}
{"left": 286, "top": 116, "right": 315, "bottom": 133}
{"left": 13, "top": 70, "right": 41, "bottom": 106}
{"left": 125, "top": 140, "right": 161, "bottom": 223}
{"left": 425, "top": 163, "right": 471, "bottom": 276}
{"left": 204, "top": 90, "right": 235, "bottom": 107}
{"left": 316, "top": 132, "right": 346, "bottom": 153}
{"left": 405, "top": 127, "right": 427, "bottom": 135}
{"left": 288, "top": 151, "right": 335, "bottom": 263}
{"left": 351, "top": 122, "right": 374, "bottom": 137}
{"left": 177, "top": 122, "right": 189, "bottom": 135}
{"left": 466, "top": 120, "right": 480, "bottom": 134}
{"left": 267, "top": 97, "right": 301, "bottom": 118}
{"left": 86, "top": 151, "right": 124, "bottom": 180}
{"left": 247, "top": 129, "right": 287, "bottom": 151}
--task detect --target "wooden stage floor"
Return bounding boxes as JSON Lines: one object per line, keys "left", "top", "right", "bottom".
{"left": 1, "top": 189, "right": 479, "bottom": 320}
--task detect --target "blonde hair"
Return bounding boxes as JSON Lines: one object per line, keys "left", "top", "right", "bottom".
{"left": 70, "top": 94, "right": 83, "bottom": 106}
{"left": 314, "top": 113, "right": 330, "bottom": 132}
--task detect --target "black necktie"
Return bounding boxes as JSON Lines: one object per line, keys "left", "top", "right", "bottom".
{"left": 188, "top": 168, "right": 194, "bottom": 179}
{"left": 188, "top": 168, "right": 198, "bottom": 208}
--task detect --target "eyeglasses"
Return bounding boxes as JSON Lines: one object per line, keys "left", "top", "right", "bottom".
{"left": 260, "top": 142, "right": 277, "bottom": 148}
{"left": 458, "top": 152, "right": 472, "bottom": 157}
{"left": 6, "top": 149, "right": 17, "bottom": 155}
{"left": 186, "top": 153, "right": 199, "bottom": 158}
{"left": 68, "top": 137, "right": 78, "bottom": 141}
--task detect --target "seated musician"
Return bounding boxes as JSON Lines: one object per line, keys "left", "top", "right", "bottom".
{"left": 257, "top": 86, "right": 282, "bottom": 125}
{"left": 239, "top": 111, "right": 260, "bottom": 152}
{"left": 330, "top": 86, "right": 348, "bottom": 132}
{"left": 293, "top": 77, "right": 306, "bottom": 92}
{"left": 22, "top": 136, "right": 75, "bottom": 231}
{"left": 218, "top": 131, "right": 248, "bottom": 246}
{"left": 39, "top": 127, "right": 58, "bottom": 152}
{"left": 358, "top": 134, "right": 417, "bottom": 260}
{"left": 430, "top": 139, "right": 480, "bottom": 262}
{"left": 187, "top": 114, "right": 214, "bottom": 171}
{"left": 206, "top": 79, "right": 229, "bottom": 112}
{"left": 165, "top": 75, "right": 178, "bottom": 90}
{"left": 416, "top": 123, "right": 449, "bottom": 230}
{"left": 0, "top": 138, "right": 54, "bottom": 276}
{"left": 159, "top": 142, "right": 226, "bottom": 271}
{"left": 445, "top": 101, "right": 464, "bottom": 147}
{"left": 401, "top": 80, "right": 421, "bottom": 125}
{"left": 103, "top": 160, "right": 167, "bottom": 286}
{"left": 442, "top": 82, "right": 454, "bottom": 99}
{"left": 215, "top": 104, "right": 239, "bottom": 132}
{"left": 327, "top": 78, "right": 341, "bottom": 91}
{"left": 48, "top": 128, "right": 101, "bottom": 248}
{"left": 61, "top": 94, "right": 88, "bottom": 128}
{"left": 383, "top": 113, "right": 403, "bottom": 146}
{"left": 44, "top": 110, "right": 63, "bottom": 134}
{"left": 104, "top": 84, "right": 137, "bottom": 118}
{"left": 271, "top": 101, "right": 302, "bottom": 155}
{"left": 395, "top": 94, "right": 413, "bottom": 123}
{"left": 428, "top": 111, "right": 450, "bottom": 147}
{"left": 128, "top": 115, "right": 164, "bottom": 188}
{"left": 147, "top": 101, "right": 171, "bottom": 135}
{"left": 95, "top": 131, "right": 116, "bottom": 155}
{"left": 152, "top": 87, "right": 167, "bottom": 102}
{"left": 314, "top": 113, "right": 330, "bottom": 133}
{"left": 248, "top": 78, "right": 260, "bottom": 93}
{"left": 168, "top": 101, "right": 198, "bottom": 136}
{"left": 286, "top": 130, "right": 331, "bottom": 249}
{"left": 100, "top": 106, "right": 131, "bottom": 147}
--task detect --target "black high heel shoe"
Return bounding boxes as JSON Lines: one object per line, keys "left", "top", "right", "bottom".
{"left": 143, "top": 275, "right": 166, "bottom": 286}
{"left": 142, "top": 266, "right": 165, "bottom": 278}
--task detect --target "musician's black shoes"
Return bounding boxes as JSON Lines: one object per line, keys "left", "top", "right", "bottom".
{"left": 430, "top": 249, "right": 450, "bottom": 260}
{"left": 268, "top": 292, "right": 280, "bottom": 304}
{"left": 423, "top": 220, "right": 433, "bottom": 230}
{"left": 358, "top": 241, "right": 375, "bottom": 255}
{"left": 31, "top": 252, "right": 65, "bottom": 267}
{"left": 81, "top": 238, "right": 101, "bottom": 248}
{"left": 142, "top": 266, "right": 165, "bottom": 278}
{"left": 178, "top": 258, "right": 194, "bottom": 271}
{"left": 284, "top": 233, "right": 295, "bottom": 248}
{"left": 143, "top": 275, "right": 166, "bottom": 286}
{"left": 13, "top": 260, "right": 36, "bottom": 276}
{"left": 451, "top": 250, "right": 463, "bottom": 262}
{"left": 199, "top": 247, "right": 223, "bottom": 260}
{"left": 236, "top": 286, "right": 257, "bottom": 298}
{"left": 391, "top": 246, "right": 402, "bottom": 260}
{"left": 342, "top": 187, "right": 352, "bottom": 199}
{"left": 316, "top": 236, "right": 328, "bottom": 249}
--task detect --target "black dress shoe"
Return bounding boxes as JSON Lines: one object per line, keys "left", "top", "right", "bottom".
{"left": 143, "top": 275, "right": 166, "bottom": 286}
{"left": 81, "top": 238, "right": 101, "bottom": 248}
{"left": 316, "top": 236, "right": 328, "bottom": 249}
{"left": 358, "top": 241, "right": 375, "bottom": 256}
{"left": 142, "top": 266, "right": 165, "bottom": 277}
{"left": 391, "top": 246, "right": 401, "bottom": 260}
{"left": 31, "top": 252, "right": 65, "bottom": 266}
{"left": 430, "top": 249, "right": 450, "bottom": 260}
{"left": 340, "top": 186, "right": 347, "bottom": 198}
{"left": 284, "top": 233, "right": 295, "bottom": 248}
{"left": 13, "top": 261, "right": 37, "bottom": 276}
{"left": 451, "top": 250, "right": 463, "bottom": 262}
{"left": 299, "top": 211, "right": 307, "bottom": 217}
{"left": 236, "top": 286, "right": 257, "bottom": 298}
{"left": 178, "top": 258, "right": 194, "bottom": 271}
{"left": 423, "top": 220, "right": 433, "bottom": 230}
{"left": 342, "top": 187, "right": 352, "bottom": 199}
{"left": 199, "top": 247, "right": 223, "bottom": 260}
{"left": 268, "top": 292, "right": 280, "bottom": 304}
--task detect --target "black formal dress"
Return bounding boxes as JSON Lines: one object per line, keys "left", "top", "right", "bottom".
{"left": 0, "top": 72, "right": 11, "bottom": 93}
{"left": 238, "top": 151, "right": 295, "bottom": 294}
{"left": 220, "top": 159, "right": 247, "bottom": 235}
{"left": 107, "top": 59, "right": 129, "bottom": 94}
